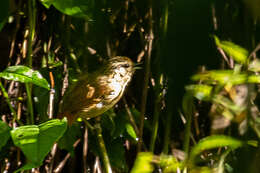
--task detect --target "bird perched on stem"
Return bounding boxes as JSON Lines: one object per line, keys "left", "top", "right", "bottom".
{"left": 59, "top": 56, "right": 135, "bottom": 125}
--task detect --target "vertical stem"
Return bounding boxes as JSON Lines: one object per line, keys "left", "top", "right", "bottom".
{"left": 149, "top": 97, "right": 160, "bottom": 152}
{"left": 27, "top": 0, "right": 36, "bottom": 67}
{"left": 138, "top": 0, "right": 154, "bottom": 152}
{"left": 83, "top": 127, "right": 88, "bottom": 173}
{"left": 182, "top": 94, "right": 193, "bottom": 155}
{"left": 0, "top": 81, "right": 22, "bottom": 125}
{"left": 95, "top": 121, "right": 112, "bottom": 173}
{"left": 163, "top": 109, "right": 172, "bottom": 154}
{"left": 26, "top": 0, "right": 36, "bottom": 124}
{"left": 25, "top": 84, "right": 34, "bottom": 124}
{"left": 150, "top": 0, "right": 169, "bottom": 153}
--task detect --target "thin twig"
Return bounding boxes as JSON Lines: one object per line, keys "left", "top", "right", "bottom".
{"left": 93, "top": 157, "right": 102, "bottom": 173}
{"left": 48, "top": 72, "right": 55, "bottom": 119}
{"left": 48, "top": 143, "right": 58, "bottom": 173}
{"left": 249, "top": 42, "right": 260, "bottom": 59}
{"left": 83, "top": 127, "right": 88, "bottom": 173}
{"left": 53, "top": 139, "right": 81, "bottom": 173}
{"left": 123, "top": 98, "right": 139, "bottom": 135}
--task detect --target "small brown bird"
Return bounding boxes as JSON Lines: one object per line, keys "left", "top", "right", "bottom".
{"left": 59, "top": 56, "right": 135, "bottom": 125}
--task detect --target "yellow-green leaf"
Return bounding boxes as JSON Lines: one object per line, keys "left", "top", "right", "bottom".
{"left": 214, "top": 35, "right": 249, "bottom": 64}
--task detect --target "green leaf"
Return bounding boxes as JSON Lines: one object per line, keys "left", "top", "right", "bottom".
{"left": 192, "top": 70, "right": 247, "bottom": 85}
{"left": 189, "top": 135, "right": 244, "bottom": 163}
{"left": 0, "top": 121, "right": 11, "bottom": 151}
{"left": 131, "top": 152, "right": 154, "bottom": 173}
{"left": 10, "top": 119, "right": 67, "bottom": 171}
{"left": 0, "top": 65, "right": 50, "bottom": 90}
{"left": 159, "top": 155, "right": 182, "bottom": 172}
{"left": 11, "top": 125, "right": 40, "bottom": 164}
{"left": 248, "top": 75, "right": 260, "bottom": 83}
{"left": 185, "top": 84, "right": 213, "bottom": 101}
{"left": 40, "top": 0, "right": 93, "bottom": 19}
{"left": 214, "top": 35, "right": 249, "bottom": 64}
{"left": 125, "top": 123, "right": 137, "bottom": 141}
{"left": 248, "top": 58, "right": 260, "bottom": 72}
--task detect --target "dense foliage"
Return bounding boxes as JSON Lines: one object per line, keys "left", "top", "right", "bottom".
{"left": 0, "top": 0, "right": 260, "bottom": 172}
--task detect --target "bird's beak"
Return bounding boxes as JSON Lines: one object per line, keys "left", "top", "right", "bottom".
{"left": 133, "top": 62, "right": 143, "bottom": 70}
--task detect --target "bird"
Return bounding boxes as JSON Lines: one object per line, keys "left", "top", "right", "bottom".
{"left": 59, "top": 56, "right": 135, "bottom": 125}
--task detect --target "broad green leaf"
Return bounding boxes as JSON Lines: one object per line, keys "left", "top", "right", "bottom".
{"left": 189, "top": 135, "right": 244, "bottom": 163}
{"left": 192, "top": 70, "right": 247, "bottom": 85}
{"left": 0, "top": 65, "right": 50, "bottom": 90}
{"left": 0, "top": 121, "right": 11, "bottom": 151}
{"left": 37, "top": 119, "right": 68, "bottom": 162}
{"left": 10, "top": 119, "right": 67, "bottom": 171}
{"left": 214, "top": 35, "right": 248, "bottom": 64}
{"left": 185, "top": 84, "right": 213, "bottom": 101}
{"left": 40, "top": 0, "right": 93, "bottom": 19}
{"left": 11, "top": 125, "right": 40, "bottom": 164}
{"left": 125, "top": 123, "right": 137, "bottom": 141}
{"left": 131, "top": 152, "right": 154, "bottom": 173}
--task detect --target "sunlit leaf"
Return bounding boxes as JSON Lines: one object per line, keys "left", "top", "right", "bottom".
{"left": 131, "top": 152, "right": 154, "bottom": 173}
{"left": 247, "top": 140, "right": 258, "bottom": 147}
{"left": 40, "top": 0, "right": 93, "bottom": 19}
{"left": 189, "top": 135, "right": 244, "bottom": 163}
{"left": 159, "top": 155, "right": 182, "bottom": 173}
{"left": 248, "top": 75, "right": 260, "bottom": 83}
{"left": 190, "top": 166, "right": 212, "bottom": 173}
{"left": 214, "top": 35, "right": 248, "bottom": 64}
{"left": 0, "top": 65, "right": 50, "bottom": 90}
{"left": 192, "top": 70, "right": 247, "bottom": 85}
{"left": 0, "top": 121, "right": 11, "bottom": 151}
{"left": 185, "top": 84, "right": 213, "bottom": 101}
{"left": 248, "top": 58, "right": 260, "bottom": 72}
{"left": 126, "top": 123, "right": 137, "bottom": 141}
{"left": 10, "top": 119, "right": 67, "bottom": 171}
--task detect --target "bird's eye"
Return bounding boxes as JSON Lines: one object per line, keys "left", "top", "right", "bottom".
{"left": 121, "top": 64, "right": 130, "bottom": 68}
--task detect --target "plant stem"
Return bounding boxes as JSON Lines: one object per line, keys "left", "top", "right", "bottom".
{"left": 0, "top": 81, "right": 22, "bottom": 125}
{"left": 26, "top": 84, "right": 34, "bottom": 124}
{"left": 26, "top": 0, "right": 36, "bottom": 124}
{"left": 149, "top": 96, "right": 160, "bottom": 152}
{"left": 138, "top": 0, "right": 154, "bottom": 152}
{"left": 183, "top": 94, "right": 193, "bottom": 155}
{"left": 95, "top": 121, "right": 112, "bottom": 173}
{"left": 163, "top": 109, "right": 172, "bottom": 154}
